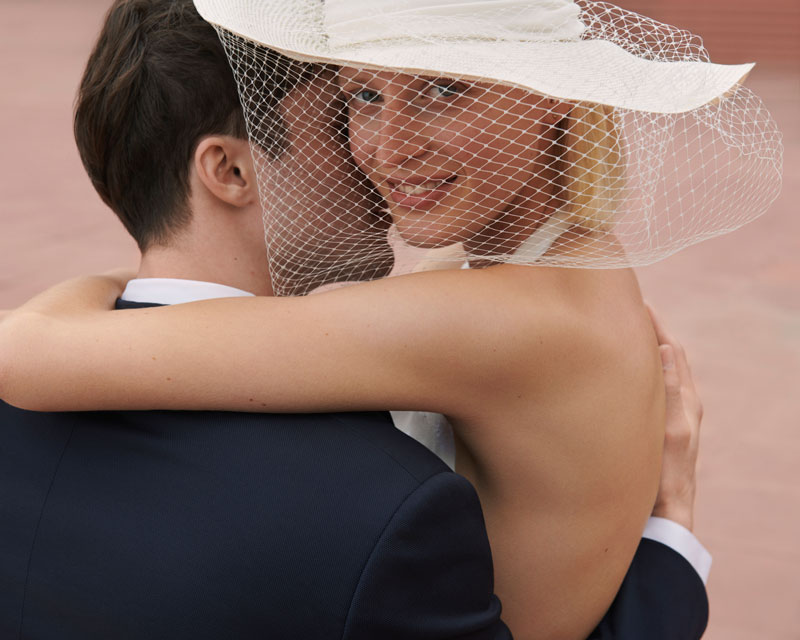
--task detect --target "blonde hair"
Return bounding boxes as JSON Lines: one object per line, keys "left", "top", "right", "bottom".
{"left": 554, "top": 103, "right": 625, "bottom": 233}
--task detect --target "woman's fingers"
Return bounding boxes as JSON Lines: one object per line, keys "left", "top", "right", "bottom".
{"left": 6, "top": 271, "right": 133, "bottom": 318}
{"left": 646, "top": 302, "right": 702, "bottom": 420}
{"left": 652, "top": 343, "right": 699, "bottom": 531}
{"left": 645, "top": 301, "right": 673, "bottom": 345}
{"left": 649, "top": 303, "right": 705, "bottom": 531}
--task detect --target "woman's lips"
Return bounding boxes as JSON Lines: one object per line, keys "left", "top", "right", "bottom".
{"left": 386, "top": 176, "right": 457, "bottom": 211}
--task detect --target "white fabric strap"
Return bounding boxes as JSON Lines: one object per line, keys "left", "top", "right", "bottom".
{"left": 120, "top": 278, "right": 254, "bottom": 305}
{"left": 457, "top": 213, "right": 568, "bottom": 268}
{"left": 509, "top": 210, "right": 574, "bottom": 261}
{"left": 643, "top": 516, "right": 712, "bottom": 585}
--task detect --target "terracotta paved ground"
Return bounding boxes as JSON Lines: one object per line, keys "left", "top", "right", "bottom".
{"left": 1, "top": 1, "right": 798, "bottom": 638}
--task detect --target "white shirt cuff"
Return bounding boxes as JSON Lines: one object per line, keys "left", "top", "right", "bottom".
{"left": 642, "top": 516, "right": 712, "bottom": 585}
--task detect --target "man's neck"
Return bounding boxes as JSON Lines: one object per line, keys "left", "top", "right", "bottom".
{"left": 138, "top": 245, "right": 273, "bottom": 297}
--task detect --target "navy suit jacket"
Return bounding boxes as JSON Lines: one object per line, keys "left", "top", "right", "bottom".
{"left": 0, "top": 302, "right": 708, "bottom": 639}
{"left": 1, "top": 403, "right": 510, "bottom": 639}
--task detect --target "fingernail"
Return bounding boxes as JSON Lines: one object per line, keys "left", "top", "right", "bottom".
{"left": 661, "top": 345, "right": 675, "bottom": 371}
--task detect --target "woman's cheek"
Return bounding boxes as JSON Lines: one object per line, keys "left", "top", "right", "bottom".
{"left": 347, "top": 125, "right": 373, "bottom": 174}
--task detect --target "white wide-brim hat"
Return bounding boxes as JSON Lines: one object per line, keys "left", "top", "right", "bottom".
{"left": 193, "top": 0, "right": 753, "bottom": 115}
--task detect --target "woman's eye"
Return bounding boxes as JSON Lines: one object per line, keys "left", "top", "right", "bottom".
{"left": 428, "top": 82, "right": 466, "bottom": 99}
{"left": 353, "top": 89, "right": 380, "bottom": 104}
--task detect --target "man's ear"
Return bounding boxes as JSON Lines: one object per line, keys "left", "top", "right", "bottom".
{"left": 194, "top": 136, "right": 257, "bottom": 208}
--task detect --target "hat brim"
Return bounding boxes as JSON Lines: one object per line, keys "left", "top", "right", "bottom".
{"left": 194, "top": 0, "right": 753, "bottom": 115}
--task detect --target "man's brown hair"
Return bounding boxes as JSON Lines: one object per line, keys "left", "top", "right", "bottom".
{"left": 74, "top": 0, "right": 305, "bottom": 251}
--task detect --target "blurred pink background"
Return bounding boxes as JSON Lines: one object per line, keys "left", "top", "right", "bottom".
{"left": 1, "top": 1, "right": 798, "bottom": 637}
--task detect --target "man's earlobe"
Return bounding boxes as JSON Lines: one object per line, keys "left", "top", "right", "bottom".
{"left": 194, "top": 136, "right": 256, "bottom": 208}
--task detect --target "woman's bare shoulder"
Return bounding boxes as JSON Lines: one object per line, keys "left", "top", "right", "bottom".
{"left": 461, "top": 265, "right": 664, "bottom": 490}
{"left": 460, "top": 265, "right": 652, "bottom": 368}
{"left": 450, "top": 265, "right": 662, "bottom": 426}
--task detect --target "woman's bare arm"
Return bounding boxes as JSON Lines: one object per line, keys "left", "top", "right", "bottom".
{"left": 0, "top": 266, "right": 561, "bottom": 416}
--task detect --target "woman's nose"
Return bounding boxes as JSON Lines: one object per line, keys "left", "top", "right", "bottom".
{"left": 373, "top": 99, "right": 428, "bottom": 167}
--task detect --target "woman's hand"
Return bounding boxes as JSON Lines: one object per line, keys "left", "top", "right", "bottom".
{"left": 646, "top": 304, "right": 702, "bottom": 532}
{"left": 6, "top": 269, "right": 134, "bottom": 317}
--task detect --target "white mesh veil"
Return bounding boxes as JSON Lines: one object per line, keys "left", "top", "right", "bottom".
{"left": 200, "top": 0, "right": 782, "bottom": 296}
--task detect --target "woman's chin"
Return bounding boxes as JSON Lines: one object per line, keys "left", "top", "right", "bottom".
{"left": 395, "top": 227, "right": 464, "bottom": 250}
{"left": 391, "top": 214, "right": 480, "bottom": 250}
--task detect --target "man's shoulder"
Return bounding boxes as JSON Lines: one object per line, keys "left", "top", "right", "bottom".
{"left": 155, "top": 407, "right": 454, "bottom": 488}
{"left": 0, "top": 401, "right": 451, "bottom": 488}
{"left": 0, "top": 402, "right": 461, "bottom": 577}
{"left": 0, "top": 401, "right": 464, "bottom": 580}
{"left": 1, "top": 399, "right": 493, "bottom": 638}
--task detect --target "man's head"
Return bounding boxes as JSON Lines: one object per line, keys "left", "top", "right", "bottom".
{"left": 74, "top": 0, "right": 256, "bottom": 251}
{"left": 75, "top": 0, "right": 393, "bottom": 294}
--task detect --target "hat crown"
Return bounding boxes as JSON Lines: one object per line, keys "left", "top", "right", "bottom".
{"left": 324, "top": 0, "right": 586, "bottom": 49}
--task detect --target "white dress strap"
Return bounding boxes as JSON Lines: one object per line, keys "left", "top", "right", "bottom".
{"left": 508, "top": 210, "right": 573, "bottom": 262}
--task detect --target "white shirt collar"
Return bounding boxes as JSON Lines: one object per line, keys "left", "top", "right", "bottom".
{"left": 120, "top": 278, "right": 255, "bottom": 305}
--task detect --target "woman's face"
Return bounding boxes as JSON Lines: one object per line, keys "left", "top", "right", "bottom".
{"left": 338, "top": 68, "right": 561, "bottom": 249}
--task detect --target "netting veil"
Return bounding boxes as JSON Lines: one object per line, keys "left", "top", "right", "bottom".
{"left": 194, "top": 0, "right": 782, "bottom": 296}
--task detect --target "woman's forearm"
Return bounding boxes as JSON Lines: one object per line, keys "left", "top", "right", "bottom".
{"left": 0, "top": 273, "right": 130, "bottom": 410}
{"left": 0, "top": 267, "right": 534, "bottom": 415}
{"left": 1, "top": 311, "right": 75, "bottom": 410}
